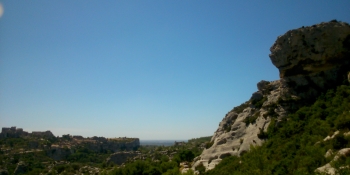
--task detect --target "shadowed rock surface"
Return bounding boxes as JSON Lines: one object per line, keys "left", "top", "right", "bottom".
{"left": 270, "top": 21, "right": 350, "bottom": 101}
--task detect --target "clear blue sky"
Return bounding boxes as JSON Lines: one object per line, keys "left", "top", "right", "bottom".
{"left": 1, "top": 1, "right": 349, "bottom": 140}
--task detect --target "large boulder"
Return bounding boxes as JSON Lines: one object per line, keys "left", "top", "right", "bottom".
{"left": 270, "top": 20, "right": 350, "bottom": 78}
{"left": 270, "top": 20, "right": 350, "bottom": 100}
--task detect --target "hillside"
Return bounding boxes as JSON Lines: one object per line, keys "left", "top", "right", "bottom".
{"left": 192, "top": 20, "right": 350, "bottom": 174}
{"left": 0, "top": 129, "right": 210, "bottom": 174}
{"left": 0, "top": 129, "right": 141, "bottom": 174}
{"left": 1, "top": 20, "right": 350, "bottom": 175}
{"left": 204, "top": 83, "right": 350, "bottom": 174}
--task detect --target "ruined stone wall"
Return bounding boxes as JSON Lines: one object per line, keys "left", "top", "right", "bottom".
{"left": 0, "top": 127, "right": 29, "bottom": 138}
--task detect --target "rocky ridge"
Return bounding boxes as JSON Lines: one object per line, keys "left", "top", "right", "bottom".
{"left": 0, "top": 127, "right": 140, "bottom": 163}
{"left": 193, "top": 20, "right": 350, "bottom": 171}
{"left": 0, "top": 126, "right": 54, "bottom": 139}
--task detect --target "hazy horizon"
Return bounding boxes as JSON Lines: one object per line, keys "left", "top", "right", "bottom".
{"left": 1, "top": 1, "right": 350, "bottom": 140}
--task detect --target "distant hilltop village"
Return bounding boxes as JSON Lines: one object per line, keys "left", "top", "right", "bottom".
{"left": 0, "top": 126, "right": 140, "bottom": 161}
{"left": 0, "top": 126, "right": 54, "bottom": 139}
{"left": 0, "top": 126, "right": 138, "bottom": 142}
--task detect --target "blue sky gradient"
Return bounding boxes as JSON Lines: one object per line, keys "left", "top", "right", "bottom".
{"left": 1, "top": 1, "right": 350, "bottom": 139}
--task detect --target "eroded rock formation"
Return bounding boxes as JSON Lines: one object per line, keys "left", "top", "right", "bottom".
{"left": 270, "top": 20, "right": 350, "bottom": 100}
{"left": 270, "top": 21, "right": 350, "bottom": 78}
{"left": 193, "top": 20, "right": 350, "bottom": 171}
{"left": 192, "top": 80, "right": 283, "bottom": 170}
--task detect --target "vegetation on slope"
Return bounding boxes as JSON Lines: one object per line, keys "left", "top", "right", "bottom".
{"left": 106, "top": 137, "right": 211, "bottom": 175}
{"left": 0, "top": 136, "right": 211, "bottom": 174}
{"left": 2, "top": 83, "right": 350, "bottom": 175}
{"left": 205, "top": 83, "right": 350, "bottom": 175}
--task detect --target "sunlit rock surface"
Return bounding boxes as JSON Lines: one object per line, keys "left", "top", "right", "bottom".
{"left": 193, "top": 20, "right": 350, "bottom": 171}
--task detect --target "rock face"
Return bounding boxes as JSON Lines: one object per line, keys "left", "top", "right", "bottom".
{"left": 270, "top": 20, "right": 350, "bottom": 100}
{"left": 192, "top": 80, "right": 283, "bottom": 170}
{"left": 193, "top": 20, "right": 350, "bottom": 171}
{"left": 270, "top": 21, "right": 350, "bottom": 78}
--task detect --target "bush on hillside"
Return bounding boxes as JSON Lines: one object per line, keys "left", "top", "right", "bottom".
{"left": 205, "top": 84, "right": 350, "bottom": 175}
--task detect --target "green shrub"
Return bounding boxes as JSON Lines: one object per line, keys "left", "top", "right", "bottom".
{"left": 244, "top": 112, "right": 260, "bottom": 126}
{"left": 223, "top": 124, "right": 231, "bottom": 132}
{"left": 332, "top": 134, "right": 349, "bottom": 149}
{"left": 178, "top": 150, "right": 195, "bottom": 162}
{"left": 257, "top": 128, "right": 268, "bottom": 139}
{"left": 252, "top": 97, "right": 267, "bottom": 108}
{"left": 195, "top": 163, "right": 206, "bottom": 174}
{"left": 231, "top": 101, "right": 250, "bottom": 114}
{"left": 263, "top": 103, "right": 278, "bottom": 119}
{"left": 204, "top": 84, "right": 350, "bottom": 175}
{"left": 205, "top": 141, "right": 214, "bottom": 149}
{"left": 335, "top": 113, "right": 350, "bottom": 130}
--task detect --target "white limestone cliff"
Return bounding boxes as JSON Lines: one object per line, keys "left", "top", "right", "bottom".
{"left": 192, "top": 20, "right": 350, "bottom": 171}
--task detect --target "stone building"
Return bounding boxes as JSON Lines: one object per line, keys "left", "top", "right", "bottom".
{"left": 0, "top": 126, "right": 54, "bottom": 139}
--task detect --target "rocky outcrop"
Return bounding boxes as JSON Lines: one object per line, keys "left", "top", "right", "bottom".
{"left": 270, "top": 21, "right": 350, "bottom": 78}
{"left": 315, "top": 148, "right": 350, "bottom": 175}
{"left": 192, "top": 80, "right": 284, "bottom": 170}
{"left": 106, "top": 152, "right": 139, "bottom": 165}
{"left": 270, "top": 20, "right": 350, "bottom": 100}
{"left": 193, "top": 20, "right": 350, "bottom": 171}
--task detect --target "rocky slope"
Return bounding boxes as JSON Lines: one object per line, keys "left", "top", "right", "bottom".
{"left": 193, "top": 20, "right": 350, "bottom": 171}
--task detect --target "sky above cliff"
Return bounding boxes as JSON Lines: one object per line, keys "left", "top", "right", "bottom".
{"left": 1, "top": 1, "right": 350, "bottom": 140}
